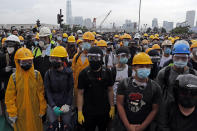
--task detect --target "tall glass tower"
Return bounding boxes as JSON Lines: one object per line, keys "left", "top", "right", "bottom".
{"left": 66, "top": 0, "right": 72, "bottom": 25}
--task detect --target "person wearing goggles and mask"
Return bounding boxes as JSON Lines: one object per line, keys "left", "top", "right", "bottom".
{"left": 158, "top": 74, "right": 197, "bottom": 131}
{"left": 77, "top": 46, "right": 114, "bottom": 131}
{"left": 67, "top": 35, "right": 77, "bottom": 61}
{"left": 5, "top": 47, "right": 47, "bottom": 131}
{"left": 44, "top": 46, "right": 74, "bottom": 131}
{"left": 72, "top": 32, "right": 94, "bottom": 104}
{"left": 117, "top": 52, "right": 162, "bottom": 131}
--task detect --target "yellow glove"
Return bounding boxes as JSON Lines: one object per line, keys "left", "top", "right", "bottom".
{"left": 78, "top": 111, "right": 85, "bottom": 125}
{"left": 109, "top": 106, "right": 115, "bottom": 119}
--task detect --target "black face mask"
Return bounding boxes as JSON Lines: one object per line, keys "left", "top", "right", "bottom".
{"left": 178, "top": 95, "right": 197, "bottom": 108}
{"left": 89, "top": 61, "right": 103, "bottom": 71}
{"left": 51, "top": 61, "right": 63, "bottom": 69}
{"left": 20, "top": 63, "right": 32, "bottom": 71}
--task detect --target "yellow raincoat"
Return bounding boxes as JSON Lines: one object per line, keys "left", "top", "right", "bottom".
{"left": 5, "top": 47, "right": 47, "bottom": 131}
{"left": 72, "top": 52, "right": 89, "bottom": 102}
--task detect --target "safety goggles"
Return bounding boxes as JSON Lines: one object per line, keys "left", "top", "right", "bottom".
{"left": 117, "top": 53, "right": 129, "bottom": 58}
{"left": 49, "top": 57, "right": 63, "bottom": 62}
{"left": 18, "top": 59, "right": 33, "bottom": 65}
{"left": 87, "top": 53, "right": 102, "bottom": 61}
{"left": 173, "top": 54, "right": 189, "bottom": 61}
{"left": 150, "top": 56, "right": 160, "bottom": 63}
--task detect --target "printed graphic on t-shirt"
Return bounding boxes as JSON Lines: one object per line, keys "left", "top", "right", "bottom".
{"left": 128, "top": 93, "right": 146, "bottom": 112}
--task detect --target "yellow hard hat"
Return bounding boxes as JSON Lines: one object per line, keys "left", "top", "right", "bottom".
{"left": 77, "top": 39, "right": 83, "bottom": 44}
{"left": 14, "top": 47, "right": 33, "bottom": 60}
{"left": 142, "top": 40, "right": 149, "bottom": 45}
{"left": 18, "top": 36, "right": 24, "bottom": 41}
{"left": 132, "top": 52, "right": 153, "bottom": 65}
{"left": 50, "top": 46, "right": 68, "bottom": 57}
{"left": 92, "top": 32, "right": 96, "bottom": 36}
{"left": 114, "top": 35, "right": 119, "bottom": 38}
{"left": 35, "top": 34, "right": 39, "bottom": 40}
{"left": 97, "top": 40, "right": 107, "bottom": 47}
{"left": 63, "top": 33, "right": 68, "bottom": 38}
{"left": 149, "top": 35, "right": 154, "bottom": 39}
{"left": 145, "top": 48, "right": 153, "bottom": 54}
{"left": 171, "top": 38, "right": 175, "bottom": 44}
{"left": 175, "top": 36, "right": 180, "bottom": 40}
{"left": 152, "top": 44, "right": 161, "bottom": 50}
{"left": 168, "top": 37, "right": 173, "bottom": 40}
{"left": 2, "top": 37, "right": 7, "bottom": 45}
{"left": 153, "top": 37, "right": 159, "bottom": 40}
{"left": 68, "top": 36, "right": 76, "bottom": 43}
{"left": 122, "top": 33, "right": 132, "bottom": 39}
{"left": 94, "top": 40, "right": 98, "bottom": 45}
{"left": 83, "top": 32, "right": 95, "bottom": 41}
{"left": 190, "top": 41, "right": 197, "bottom": 49}
{"left": 144, "top": 33, "right": 148, "bottom": 37}
{"left": 52, "top": 30, "right": 56, "bottom": 34}
{"left": 155, "top": 34, "right": 159, "bottom": 37}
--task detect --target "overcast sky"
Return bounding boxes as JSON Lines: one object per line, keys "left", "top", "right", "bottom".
{"left": 0, "top": 0, "right": 196, "bottom": 27}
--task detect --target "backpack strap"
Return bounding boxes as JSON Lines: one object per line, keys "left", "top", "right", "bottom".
{"left": 75, "top": 51, "right": 83, "bottom": 63}
{"left": 12, "top": 70, "right": 39, "bottom": 86}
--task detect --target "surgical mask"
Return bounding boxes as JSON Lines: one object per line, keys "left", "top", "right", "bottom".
{"left": 20, "top": 63, "right": 32, "bottom": 71}
{"left": 63, "top": 38, "right": 67, "bottom": 42}
{"left": 119, "top": 57, "right": 128, "bottom": 64}
{"left": 174, "top": 60, "right": 187, "bottom": 68}
{"left": 20, "top": 42, "right": 24, "bottom": 45}
{"left": 57, "top": 36, "right": 62, "bottom": 41}
{"left": 178, "top": 96, "right": 197, "bottom": 108}
{"left": 123, "top": 41, "right": 129, "bottom": 46}
{"left": 34, "top": 41, "right": 39, "bottom": 46}
{"left": 136, "top": 68, "right": 151, "bottom": 79}
{"left": 7, "top": 47, "right": 15, "bottom": 54}
{"left": 39, "top": 41, "right": 45, "bottom": 47}
{"left": 82, "top": 42, "right": 91, "bottom": 50}
{"left": 164, "top": 48, "right": 171, "bottom": 54}
{"left": 7, "top": 33, "right": 11, "bottom": 36}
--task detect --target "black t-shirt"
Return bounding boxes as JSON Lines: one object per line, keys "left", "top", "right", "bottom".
{"left": 78, "top": 66, "right": 114, "bottom": 116}
{"left": 117, "top": 78, "right": 162, "bottom": 124}
{"left": 167, "top": 103, "right": 197, "bottom": 131}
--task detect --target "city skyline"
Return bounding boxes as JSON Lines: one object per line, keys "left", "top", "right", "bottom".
{"left": 0, "top": 0, "right": 196, "bottom": 28}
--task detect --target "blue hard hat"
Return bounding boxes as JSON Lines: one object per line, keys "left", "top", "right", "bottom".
{"left": 172, "top": 43, "right": 190, "bottom": 55}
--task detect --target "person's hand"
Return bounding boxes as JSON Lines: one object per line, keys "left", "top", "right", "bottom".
{"left": 5, "top": 66, "right": 12, "bottom": 72}
{"left": 78, "top": 111, "right": 85, "bottom": 125}
{"left": 135, "top": 125, "right": 144, "bottom": 131}
{"left": 109, "top": 106, "right": 115, "bottom": 119}
{"left": 53, "top": 106, "right": 63, "bottom": 116}
{"left": 60, "top": 104, "right": 70, "bottom": 113}
{"left": 127, "top": 124, "right": 140, "bottom": 131}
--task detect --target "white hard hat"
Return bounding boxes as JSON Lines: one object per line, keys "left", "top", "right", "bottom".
{"left": 134, "top": 33, "right": 141, "bottom": 39}
{"left": 162, "top": 40, "right": 172, "bottom": 46}
{"left": 39, "top": 27, "right": 51, "bottom": 37}
{"left": 5, "top": 35, "right": 20, "bottom": 43}
{"left": 77, "top": 30, "right": 83, "bottom": 34}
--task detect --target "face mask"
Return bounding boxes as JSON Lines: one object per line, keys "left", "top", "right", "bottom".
{"left": 123, "top": 41, "right": 129, "bottom": 46}
{"left": 82, "top": 42, "right": 91, "bottom": 50}
{"left": 51, "top": 61, "right": 63, "bottom": 69}
{"left": 89, "top": 61, "right": 102, "bottom": 70}
{"left": 174, "top": 60, "right": 187, "bottom": 68}
{"left": 164, "top": 48, "right": 171, "bottom": 54}
{"left": 57, "top": 36, "right": 62, "bottom": 41}
{"left": 136, "top": 68, "right": 151, "bottom": 79}
{"left": 20, "top": 63, "right": 32, "bottom": 71}
{"left": 7, "top": 47, "right": 15, "bottom": 54}
{"left": 178, "top": 96, "right": 197, "bottom": 108}
{"left": 34, "top": 41, "right": 39, "bottom": 46}
{"left": 63, "top": 38, "right": 67, "bottom": 42}
{"left": 39, "top": 41, "right": 45, "bottom": 47}
{"left": 102, "top": 49, "right": 106, "bottom": 55}
{"left": 7, "top": 33, "right": 11, "bottom": 36}
{"left": 119, "top": 57, "right": 128, "bottom": 64}
{"left": 143, "top": 45, "right": 148, "bottom": 50}
{"left": 20, "top": 42, "right": 24, "bottom": 45}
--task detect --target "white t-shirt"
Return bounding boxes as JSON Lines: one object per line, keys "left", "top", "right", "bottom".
{"left": 113, "top": 65, "right": 128, "bottom": 104}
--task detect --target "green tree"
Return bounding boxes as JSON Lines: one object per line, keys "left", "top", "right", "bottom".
{"left": 146, "top": 27, "right": 152, "bottom": 33}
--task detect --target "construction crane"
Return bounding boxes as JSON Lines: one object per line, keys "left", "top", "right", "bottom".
{"left": 99, "top": 10, "right": 112, "bottom": 32}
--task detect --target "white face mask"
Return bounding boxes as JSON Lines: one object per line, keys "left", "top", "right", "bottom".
{"left": 7, "top": 47, "right": 15, "bottom": 54}
{"left": 39, "top": 41, "right": 45, "bottom": 47}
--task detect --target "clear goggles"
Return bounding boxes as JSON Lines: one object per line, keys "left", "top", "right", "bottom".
{"left": 173, "top": 54, "right": 189, "bottom": 61}
{"left": 87, "top": 53, "right": 102, "bottom": 61}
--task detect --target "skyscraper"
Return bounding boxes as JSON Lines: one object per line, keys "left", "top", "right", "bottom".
{"left": 186, "top": 10, "right": 196, "bottom": 27}
{"left": 66, "top": 0, "right": 72, "bottom": 25}
{"left": 152, "top": 18, "right": 158, "bottom": 28}
{"left": 163, "top": 21, "right": 174, "bottom": 32}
